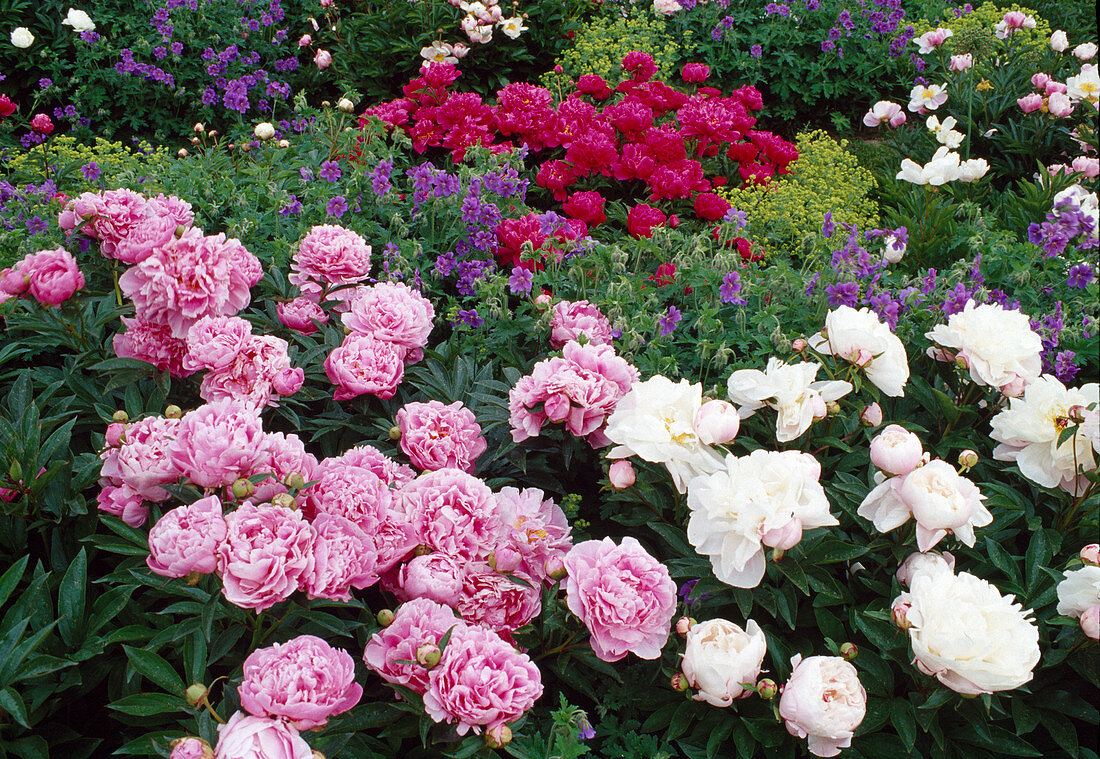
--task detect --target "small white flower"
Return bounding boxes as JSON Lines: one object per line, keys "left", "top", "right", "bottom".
{"left": 497, "top": 17, "right": 528, "bottom": 39}
{"left": 925, "top": 115, "right": 965, "bottom": 149}
{"left": 253, "top": 122, "right": 275, "bottom": 140}
{"left": 908, "top": 82, "right": 948, "bottom": 112}
{"left": 1050, "top": 30, "right": 1069, "bottom": 52}
{"left": 1074, "top": 42, "right": 1098, "bottom": 61}
{"left": 419, "top": 41, "right": 458, "bottom": 65}
{"left": 10, "top": 27, "right": 34, "bottom": 48}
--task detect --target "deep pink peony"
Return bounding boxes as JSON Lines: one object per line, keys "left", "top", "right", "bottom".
{"left": 549, "top": 300, "right": 614, "bottom": 349}
{"left": 562, "top": 190, "right": 607, "bottom": 226}
{"left": 213, "top": 712, "right": 312, "bottom": 759}
{"left": 251, "top": 431, "right": 318, "bottom": 502}
{"left": 15, "top": 248, "right": 85, "bottom": 306}
{"left": 324, "top": 333, "right": 405, "bottom": 401}
{"left": 146, "top": 495, "right": 227, "bottom": 578}
{"left": 217, "top": 503, "right": 315, "bottom": 612}
{"left": 626, "top": 203, "right": 668, "bottom": 239}
{"left": 99, "top": 415, "right": 182, "bottom": 501}
{"left": 113, "top": 213, "right": 179, "bottom": 265}
{"left": 59, "top": 189, "right": 147, "bottom": 256}
{"left": 290, "top": 224, "right": 372, "bottom": 294}
{"left": 496, "top": 486, "right": 573, "bottom": 582}
{"left": 169, "top": 399, "right": 268, "bottom": 488}
{"left": 399, "top": 468, "right": 509, "bottom": 562}
{"left": 238, "top": 635, "right": 362, "bottom": 729}
{"left": 96, "top": 482, "right": 148, "bottom": 527}
{"left": 341, "top": 281, "right": 435, "bottom": 360}
{"left": 396, "top": 400, "right": 487, "bottom": 473}
{"left": 300, "top": 463, "right": 393, "bottom": 525}
{"left": 329, "top": 445, "right": 416, "bottom": 489}
{"left": 391, "top": 552, "right": 466, "bottom": 606}
{"left": 423, "top": 623, "right": 543, "bottom": 735}
{"left": 196, "top": 334, "right": 297, "bottom": 409}
{"left": 304, "top": 514, "right": 379, "bottom": 600}
{"left": 113, "top": 316, "right": 194, "bottom": 378}
{"left": 363, "top": 598, "right": 464, "bottom": 694}
{"left": 563, "top": 536, "right": 677, "bottom": 662}
{"left": 277, "top": 297, "right": 328, "bottom": 335}
{"left": 681, "top": 63, "right": 711, "bottom": 83}
{"left": 456, "top": 563, "right": 542, "bottom": 639}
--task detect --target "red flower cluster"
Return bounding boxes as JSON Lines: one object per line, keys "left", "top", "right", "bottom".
{"left": 494, "top": 214, "right": 588, "bottom": 270}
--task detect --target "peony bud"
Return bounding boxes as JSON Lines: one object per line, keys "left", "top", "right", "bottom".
{"left": 791, "top": 338, "right": 807, "bottom": 352}
{"left": 957, "top": 449, "right": 978, "bottom": 471}
{"left": 164, "top": 405, "right": 182, "bottom": 419}
{"left": 860, "top": 403, "right": 883, "bottom": 427}
{"left": 271, "top": 492, "right": 297, "bottom": 510}
{"left": 190, "top": 136, "right": 200, "bottom": 146}
{"left": 177, "top": 149, "right": 189, "bottom": 158}
{"left": 954, "top": 354, "right": 970, "bottom": 370}
{"left": 1081, "top": 606, "right": 1100, "bottom": 640}
{"left": 693, "top": 399, "right": 741, "bottom": 445}
{"left": 771, "top": 547, "right": 786, "bottom": 562}
{"left": 1050, "top": 29, "right": 1069, "bottom": 52}
{"left": 671, "top": 673, "right": 690, "bottom": 691}
{"left": 485, "top": 723, "right": 513, "bottom": 749}
{"left": 298, "top": 34, "right": 312, "bottom": 47}
{"left": 762, "top": 517, "right": 803, "bottom": 551}
{"left": 277, "top": 139, "right": 289, "bottom": 149}
{"left": 231, "top": 478, "right": 254, "bottom": 499}
{"left": 416, "top": 643, "right": 442, "bottom": 669}
{"left": 1000, "top": 376, "right": 1027, "bottom": 398}
{"left": 892, "top": 600, "right": 912, "bottom": 629}
{"left": 487, "top": 547, "right": 521, "bottom": 573}
{"left": 207, "top": 130, "right": 218, "bottom": 138}
{"left": 608, "top": 460, "right": 636, "bottom": 488}
{"left": 534, "top": 291, "right": 552, "bottom": 307}
{"left": 675, "top": 616, "right": 696, "bottom": 636}
{"left": 839, "top": 642, "right": 858, "bottom": 660}
{"left": 314, "top": 49, "right": 333, "bottom": 70}
{"left": 826, "top": 401, "right": 842, "bottom": 416}
{"left": 545, "top": 555, "right": 567, "bottom": 581}
{"left": 10, "top": 27, "right": 34, "bottom": 48}
{"left": 169, "top": 737, "right": 214, "bottom": 759}
{"left": 283, "top": 472, "right": 306, "bottom": 490}
{"left": 193, "top": 122, "right": 205, "bottom": 133}
{"left": 376, "top": 608, "right": 395, "bottom": 627}
{"left": 388, "top": 425, "right": 402, "bottom": 440}
{"left": 112, "top": 409, "right": 129, "bottom": 424}
{"left": 853, "top": 349, "right": 873, "bottom": 368}
{"left": 253, "top": 122, "right": 275, "bottom": 140}
{"left": 184, "top": 683, "right": 209, "bottom": 707}
{"left": 870, "top": 424, "right": 924, "bottom": 476}
{"left": 105, "top": 423, "right": 127, "bottom": 447}
{"left": 756, "top": 678, "right": 778, "bottom": 699}
{"left": 337, "top": 97, "right": 354, "bottom": 112}
{"left": 1080, "top": 544, "right": 1100, "bottom": 566}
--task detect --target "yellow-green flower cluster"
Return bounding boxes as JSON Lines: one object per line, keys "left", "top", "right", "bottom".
{"left": 915, "top": 2, "right": 1052, "bottom": 59}
{"left": 721, "top": 130, "right": 878, "bottom": 257}
{"left": 4, "top": 135, "right": 171, "bottom": 193}
{"left": 549, "top": 8, "right": 684, "bottom": 86}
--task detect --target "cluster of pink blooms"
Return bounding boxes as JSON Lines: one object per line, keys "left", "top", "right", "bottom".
{"left": 361, "top": 56, "right": 797, "bottom": 228}
{"left": 0, "top": 248, "right": 85, "bottom": 307}
{"left": 185, "top": 315, "right": 303, "bottom": 407}
{"left": 1018, "top": 71, "right": 1076, "bottom": 117}
{"left": 509, "top": 338, "right": 640, "bottom": 447}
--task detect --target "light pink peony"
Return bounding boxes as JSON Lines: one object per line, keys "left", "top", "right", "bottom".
{"left": 290, "top": 224, "right": 371, "bottom": 294}
{"left": 15, "top": 248, "right": 86, "bottom": 306}
{"left": 399, "top": 468, "right": 509, "bottom": 562}
{"left": 99, "top": 415, "right": 182, "bottom": 501}
{"left": 184, "top": 315, "right": 254, "bottom": 372}
{"left": 146, "top": 193, "right": 195, "bottom": 229}
{"left": 251, "top": 431, "right": 318, "bottom": 502}
{"left": 238, "top": 635, "right": 362, "bottom": 730}
{"left": 423, "top": 623, "right": 543, "bottom": 735}
{"left": 779, "top": 655, "right": 867, "bottom": 758}
{"left": 563, "top": 536, "right": 677, "bottom": 662}
{"left": 300, "top": 464, "right": 393, "bottom": 525}
{"left": 197, "top": 335, "right": 298, "bottom": 409}
{"left": 363, "top": 598, "right": 464, "bottom": 694}
{"left": 169, "top": 399, "right": 268, "bottom": 489}
{"left": 277, "top": 297, "right": 328, "bottom": 335}
{"left": 609, "top": 459, "right": 636, "bottom": 488}
{"left": 496, "top": 486, "right": 572, "bottom": 582}
{"left": 869, "top": 424, "right": 924, "bottom": 476}
{"left": 456, "top": 563, "right": 542, "bottom": 639}
{"left": 118, "top": 228, "right": 262, "bottom": 338}
{"left": 113, "top": 316, "right": 194, "bottom": 378}
{"left": 397, "top": 400, "right": 487, "bottom": 472}
{"left": 217, "top": 503, "right": 315, "bottom": 612}
{"left": 303, "top": 514, "right": 378, "bottom": 600}
{"left": 59, "top": 188, "right": 147, "bottom": 256}
{"left": 146, "top": 495, "right": 227, "bottom": 577}
{"left": 96, "top": 482, "right": 148, "bottom": 527}
{"left": 549, "top": 300, "right": 614, "bottom": 349}
{"left": 341, "top": 281, "right": 435, "bottom": 360}
{"left": 693, "top": 399, "right": 740, "bottom": 445}
{"left": 328, "top": 445, "right": 416, "bottom": 489}
{"left": 392, "top": 551, "right": 466, "bottom": 606}
{"left": 324, "top": 333, "right": 405, "bottom": 401}
{"left": 113, "top": 213, "right": 179, "bottom": 265}
{"left": 213, "top": 712, "right": 312, "bottom": 759}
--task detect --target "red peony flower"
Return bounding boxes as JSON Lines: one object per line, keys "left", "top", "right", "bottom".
{"left": 693, "top": 192, "right": 732, "bottom": 221}
{"left": 30, "top": 113, "right": 54, "bottom": 135}
{"left": 627, "top": 203, "right": 668, "bottom": 239}
{"left": 563, "top": 191, "right": 607, "bottom": 226}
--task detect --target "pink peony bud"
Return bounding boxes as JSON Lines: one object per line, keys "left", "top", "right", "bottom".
{"left": 870, "top": 425, "right": 924, "bottom": 476}
{"left": 169, "top": 737, "right": 213, "bottom": 759}
{"left": 675, "top": 616, "right": 695, "bottom": 636}
{"left": 791, "top": 338, "right": 807, "bottom": 352}
{"left": 1032, "top": 72, "right": 1052, "bottom": 89}
{"left": 545, "top": 555, "right": 567, "bottom": 581}
{"left": 693, "top": 399, "right": 740, "bottom": 445}
{"left": 1081, "top": 544, "right": 1100, "bottom": 566}
{"left": 949, "top": 54, "right": 973, "bottom": 71}
{"left": 860, "top": 403, "right": 883, "bottom": 427}
{"left": 853, "top": 348, "right": 873, "bottom": 368}
{"left": 1082, "top": 606, "right": 1100, "bottom": 640}
{"left": 761, "top": 516, "right": 803, "bottom": 551}
{"left": 839, "top": 642, "right": 858, "bottom": 660}
{"left": 488, "top": 546, "right": 521, "bottom": 573}
{"left": 272, "top": 366, "right": 305, "bottom": 396}
{"left": 608, "top": 460, "right": 636, "bottom": 488}
{"left": 486, "top": 723, "right": 513, "bottom": 749}
{"left": 892, "top": 600, "right": 912, "bottom": 629}
{"left": 314, "top": 49, "right": 332, "bottom": 70}
{"left": 105, "top": 422, "right": 127, "bottom": 447}
{"left": 416, "top": 643, "right": 442, "bottom": 669}
{"left": 535, "top": 291, "right": 552, "bottom": 307}
{"left": 671, "top": 673, "right": 690, "bottom": 691}
{"left": 298, "top": 34, "right": 312, "bottom": 47}
{"left": 1000, "top": 375, "right": 1027, "bottom": 398}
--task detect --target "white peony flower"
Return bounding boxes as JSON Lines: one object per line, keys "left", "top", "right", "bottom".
{"left": 896, "top": 568, "right": 1040, "bottom": 694}
{"left": 907, "top": 82, "right": 948, "bottom": 112}
{"left": 652, "top": 0, "right": 683, "bottom": 14}
{"left": 808, "top": 306, "right": 909, "bottom": 397}
{"left": 726, "top": 358, "right": 852, "bottom": 443}
{"left": 604, "top": 375, "right": 724, "bottom": 493}
{"left": 497, "top": 17, "right": 528, "bottom": 39}
{"left": 10, "top": 27, "right": 34, "bottom": 48}
{"left": 926, "top": 115, "right": 965, "bottom": 149}
{"left": 896, "top": 550, "right": 955, "bottom": 587}
{"left": 61, "top": 7, "right": 95, "bottom": 33}
{"left": 990, "top": 376, "right": 1099, "bottom": 495}
{"left": 1050, "top": 30, "right": 1069, "bottom": 52}
{"left": 1056, "top": 565, "right": 1100, "bottom": 618}
{"left": 869, "top": 424, "right": 924, "bottom": 476}
{"left": 253, "top": 122, "right": 275, "bottom": 140}
{"left": 1066, "top": 63, "right": 1099, "bottom": 104}
{"left": 681, "top": 618, "right": 767, "bottom": 707}
{"left": 896, "top": 145, "right": 961, "bottom": 185}
{"left": 779, "top": 655, "right": 866, "bottom": 758}
{"left": 686, "top": 450, "right": 836, "bottom": 588}
{"left": 925, "top": 300, "right": 1042, "bottom": 389}
{"left": 1074, "top": 42, "right": 1098, "bottom": 61}
{"left": 957, "top": 157, "right": 990, "bottom": 182}
{"left": 420, "top": 41, "right": 458, "bottom": 65}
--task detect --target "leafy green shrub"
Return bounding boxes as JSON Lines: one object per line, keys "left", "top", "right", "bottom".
{"left": 551, "top": 6, "right": 684, "bottom": 86}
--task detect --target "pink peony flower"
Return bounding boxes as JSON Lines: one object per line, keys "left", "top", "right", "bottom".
{"left": 496, "top": 486, "right": 572, "bottom": 582}
{"left": 396, "top": 400, "right": 487, "bottom": 472}
{"left": 341, "top": 281, "right": 435, "bottom": 360}
{"left": 15, "top": 248, "right": 85, "bottom": 306}
{"left": 324, "top": 333, "right": 405, "bottom": 401}
{"left": 146, "top": 193, "right": 195, "bottom": 229}
{"left": 184, "top": 315, "right": 253, "bottom": 371}
{"left": 863, "top": 100, "right": 906, "bottom": 128}
{"left": 608, "top": 459, "right": 636, "bottom": 488}
{"left": 217, "top": 503, "right": 315, "bottom": 612}
{"left": 213, "top": 712, "right": 312, "bottom": 759}
{"left": 169, "top": 399, "right": 268, "bottom": 489}
{"left": 779, "top": 655, "right": 867, "bottom": 758}
{"left": 277, "top": 297, "right": 328, "bottom": 335}
{"left": 1048, "top": 91, "right": 1074, "bottom": 117}
{"left": 563, "top": 536, "right": 677, "bottom": 662}
{"left": 113, "top": 213, "right": 180, "bottom": 265}
{"left": 1017, "top": 93, "right": 1044, "bottom": 113}
{"left": 300, "top": 462, "right": 393, "bottom": 525}
{"left": 313, "top": 49, "right": 332, "bottom": 70}
{"left": 549, "top": 300, "right": 614, "bottom": 349}
{"left": 60, "top": 189, "right": 147, "bottom": 256}
{"left": 681, "top": 63, "right": 710, "bottom": 83}
{"left": 197, "top": 334, "right": 297, "bottom": 409}
{"left": 949, "top": 53, "right": 973, "bottom": 71}
{"left": 456, "top": 563, "right": 542, "bottom": 639}
{"left": 329, "top": 445, "right": 415, "bottom": 489}
{"left": 238, "top": 635, "right": 362, "bottom": 730}
{"left": 146, "top": 496, "right": 227, "bottom": 577}
{"left": 392, "top": 551, "right": 466, "bottom": 606}
{"left": 363, "top": 598, "right": 464, "bottom": 694}
{"left": 113, "top": 316, "right": 194, "bottom": 378}
{"left": 96, "top": 482, "right": 148, "bottom": 527}
{"left": 304, "top": 514, "right": 378, "bottom": 600}
{"left": 562, "top": 191, "right": 607, "bottom": 226}
{"left": 423, "top": 623, "right": 543, "bottom": 735}
{"left": 290, "top": 224, "right": 371, "bottom": 295}
{"left": 1072, "top": 156, "right": 1100, "bottom": 177}
{"left": 399, "top": 468, "right": 508, "bottom": 562}
{"left": 251, "top": 431, "right": 318, "bottom": 502}
{"left": 170, "top": 737, "right": 213, "bottom": 759}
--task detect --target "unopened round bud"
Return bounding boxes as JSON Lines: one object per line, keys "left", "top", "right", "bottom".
{"left": 1081, "top": 606, "right": 1100, "bottom": 641}
{"left": 545, "top": 556, "right": 567, "bottom": 581}
{"left": 957, "top": 449, "right": 979, "bottom": 470}
{"left": 170, "top": 737, "right": 214, "bottom": 759}
{"left": 337, "top": 97, "right": 354, "bottom": 112}
{"left": 239, "top": 143, "right": 251, "bottom": 153}
{"left": 485, "top": 723, "right": 512, "bottom": 749}
{"left": 756, "top": 678, "right": 778, "bottom": 700}
{"left": 184, "top": 683, "right": 209, "bottom": 707}
{"left": 177, "top": 148, "right": 189, "bottom": 158}
{"left": 208, "top": 130, "right": 218, "bottom": 138}
{"left": 388, "top": 425, "right": 402, "bottom": 440}
{"left": 608, "top": 460, "right": 636, "bottom": 489}
{"left": 671, "top": 673, "right": 690, "bottom": 692}
{"left": 1069, "top": 404, "right": 1087, "bottom": 423}
{"left": 534, "top": 292, "right": 552, "bottom": 307}
{"left": 277, "top": 139, "right": 289, "bottom": 149}
{"left": 185, "top": 571, "right": 203, "bottom": 586}
{"left": 271, "top": 492, "right": 297, "bottom": 510}
{"left": 284, "top": 472, "right": 306, "bottom": 490}
{"left": 112, "top": 409, "right": 129, "bottom": 424}
{"left": 839, "top": 642, "right": 858, "bottom": 660}
{"left": 231, "top": 478, "right": 254, "bottom": 499}
{"left": 791, "top": 338, "right": 807, "bottom": 352}
{"left": 1080, "top": 544, "right": 1100, "bottom": 566}
{"left": 227, "top": 143, "right": 235, "bottom": 150}
{"left": 165, "top": 404, "right": 183, "bottom": 419}
{"left": 771, "top": 547, "right": 786, "bottom": 562}
{"left": 191, "top": 136, "right": 201, "bottom": 145}
{"left": 105, "top": 423, "right": 127, "bottom": 447}
{"left": 414, "top": 544, "right": 432, "bottom": 557}
{"left": 892, "top": 600, "right": 912, "bottom": 630}
{"left": 193, "top": 123, "right": 205, "bottom": 133}
{"left": 254, "top": 122, "right": 275, "bottom": 140}
{"left": 376, "top": 608, "right": 395, "bottom": 627}
{"left": 416, "top": 643, "right": 442, "bottom": 669}
{"left": 675, "top": 616, "right": 696, "bottom": 636}
{"left": 826, "top": 401, "right": 841, "bottom": 416}
{"left": 322, "top": 100, "right": 331, "bottom": 108}
{"left": 954, "top": 354, "right": 970, "bottom": 370}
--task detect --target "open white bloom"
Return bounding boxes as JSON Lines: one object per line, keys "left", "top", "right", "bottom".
{"left": 10, "top": 27, "right": 34, "bottom": 48}
{"left": 605, "top": 376, "right": 724, "bottom": 493}
{"left": 896, "top": 568, "right": 1040, "bottom": 694}
{"left": 498, "top": 17, "right": 528, "bottom": 39}
{"left": 808, "top": 306, "right": 909, "bottom": 397}
{"left": 653, "top": 0, "right": 683, "bottom": 14}
{"left": 61, "top": 7, "right": 95, "bottom": 32}
{"left": 1074, "top": 42, "right": 1098, "bottom": 61}
{"left": 779, "top": 655, "right": 866, "bottom": 758}
{"left": 925, "top": 300, "right": 1042, "bottom": 389}
{"left": 1056, "top": 565, "right": 1100, "bottom": 618}
{"left": 956, "top": 157, "right": 989, "bottom": 182}
{"left": 990, "top": 376, "right": 1099, "bottom": 495}
{"left": 420, "top": 41, "right": 458, "bottom": 65}
{"left": 1066, "top": 63, "right": 1099, "bottom": 104}
{"left": 897, "top": 145, "right": 961, "bottom": 185}
{"left": 907, "top": 82, "right": 948, "bottom": 112}
{"left": 727, "top": 358, "right": 852, "bottom": 442}
{"left": 681, "top": 618, "right": 767, "bottom": 707}
{"left": 926, "top": 115, "right": 965, "bottom": 148}
{"left": 686, "top": 450, "right": 836, "bottom": 588}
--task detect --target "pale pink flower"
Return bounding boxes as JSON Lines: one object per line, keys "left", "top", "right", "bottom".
{"left": 96, "top": 482, "right": 148, "bottom": 527}
{"left": 392, "top": 552, "right": 466, "bottom": 606}
{"left": 324, "top": 333, "right": 405, "bottom": 401}
{"left": 169, "top": 399, "right": 268, "bottom": 489}
{"left": 779, "top": 655, "right": 866, "bottom": 758}
{"left": 1017, "top": 93, "right": 1044, "bottom": 113}
{"left": 549, "top": 300, "right": 614, "bottom": 348}
{"left": 217, "top": 503, "right": 315, "bottom": 612}
{"left": 913, "top": 27, "right": 953, "bottom": 54}
{"left": 563, "top": 536, "right": 676, "bottom": 662}
{"left": 213, "top": 712, "right": 312, "bottom": 759}
{"left": 146, "top": 495, "right": 227, "bottom": 577}
{"left": 304, "top": 514, "right": 378, "bottom": 600}
{"left": 609, "top": 459, "right": 636, "bottom": 488}
{"left": 17, "top": 248, "right": 85, "bottom": 306}
{"left": 300, "top": 463, "right": 393, "bottom": 526}
{"left": 170, "top": 737, "right": 212, "bottom": 759}
{"left": 99, "top": 415, "right": 182, "bottom": 500}
{"left": 313, "top": 49, "right": 332, "bottom": 70}
{"left": 363, "top": 598, "right": 463, "bottom": 694}
{"left": 456, "top": 563, "right": 542, "bottom": 638}
{"left": 198, "top": 335, "right": 297, "bottom": 409}
{"left": 113, "top": 214, "right": 179, "bottom": 265}
{"left": 1048, "top": 91, "right": 1075, "bottom": 117}
{"left": 113, "top": 316, "right": 194, "bottom": 378}
{"left": 341, "top": 281, "right": 434, "bottom": 360}
{"left": 397, "top": 400, "right": 486, "bottom": 472}
{"left": 869, "top": 424, "right": 924, "bottom": 476}
{"left": 862, "top": 100, "right": 906, "bottom": 128}
{"left": 1073, "top": 156, "right": 1100, "bottom": 177}
{"left": 497, "top": 486, "right": 572, "bottom": 582}
{"left": 277, "top": 297, "right": 328, "bottom": 334}
{"left": 399, "top": 468, "right": 508, "bottom": 562}
{"left": 328, "top": 445, "right": 415, "bottom": 489}
{"left": 59, "top": 189, "right": 147, "bottom": 256}
{"left": 949, "top": 53, "right": 973, "bottom": 71}
{"left": 184, "top": 315, "right": 254, "bottom": 372}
